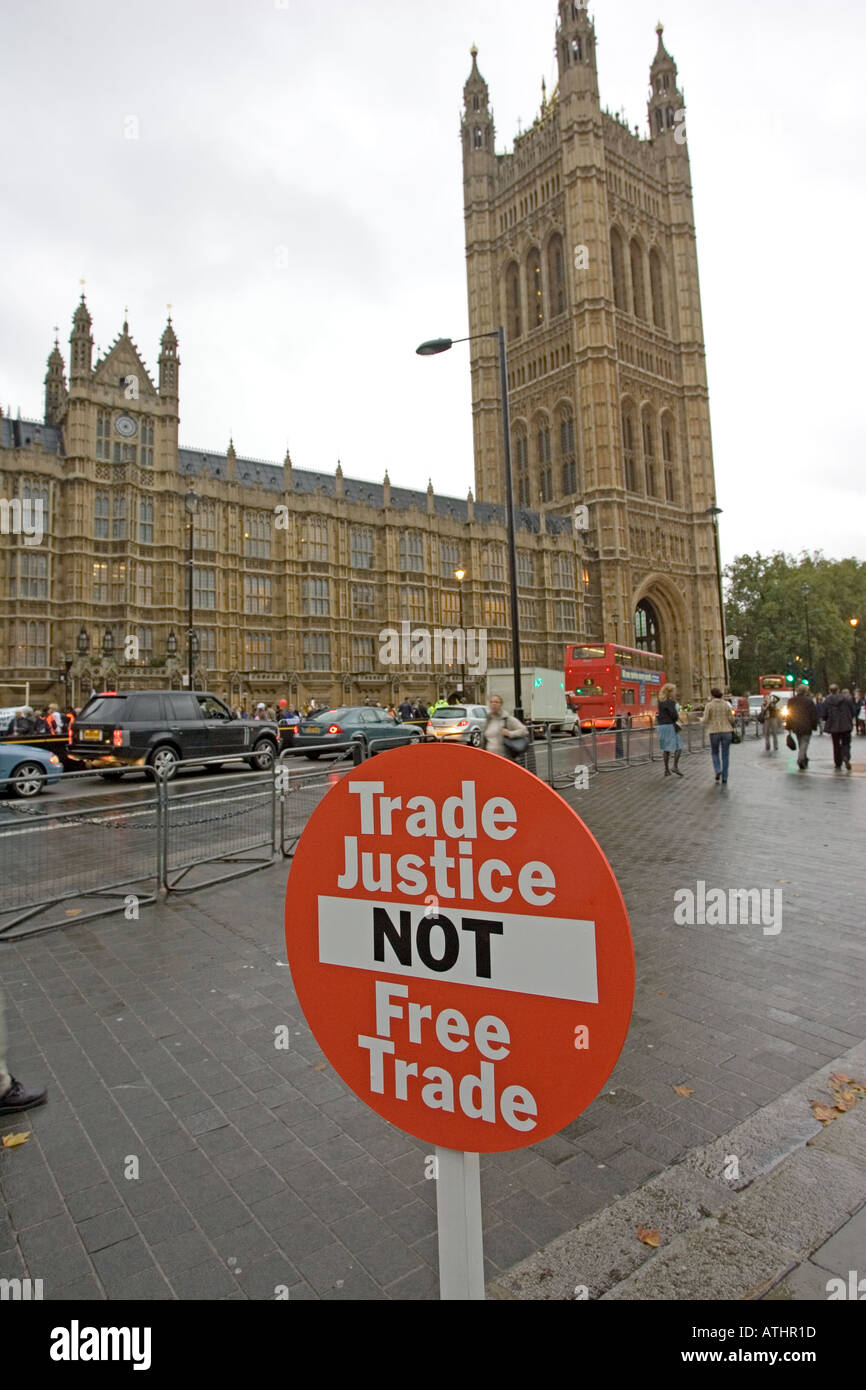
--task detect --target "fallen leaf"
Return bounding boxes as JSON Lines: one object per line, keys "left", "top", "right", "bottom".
{"left": 313, "top": 1062, "right": 327, "bottom": 1072}
{"left": 810, "top": 1101, "right": 840, "bottom": 1125}
{"left": 1, "top": 1132, "right": 30, "bottom": 1148}
{"left": 65, "top": 908, "right": 82, "bottom": 917}
{"left": 637, "top": 1226, "right": 660, "bottom": 1248}
{"left": 829, "top": 1072, "right": 853, "bottom": 1087}
{"left": 673, "top": 1084, "right": 693, "bottom": 1098}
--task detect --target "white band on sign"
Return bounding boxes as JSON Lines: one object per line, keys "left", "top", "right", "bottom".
{"left": 316, "top": 896, "right": 599, "bottom": 1004}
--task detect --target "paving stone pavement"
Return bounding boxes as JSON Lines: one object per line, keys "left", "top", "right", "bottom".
{"left": 1, "top": 732, "right": 863, "bottom": 1299}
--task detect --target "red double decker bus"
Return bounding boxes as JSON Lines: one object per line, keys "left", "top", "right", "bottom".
{"left": 565, "top": 643, "right": 667, "bottom": 730}
{"left": 758, "top": 674, "right": 786, "bottom": 698}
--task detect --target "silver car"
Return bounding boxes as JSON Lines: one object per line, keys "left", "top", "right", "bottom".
{"left": 427, "top": 705, "right": 489, "bottom": 746}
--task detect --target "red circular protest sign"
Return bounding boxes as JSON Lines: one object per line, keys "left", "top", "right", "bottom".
{"left": 285, "top": 744, "right": 634, "bottom": 1153}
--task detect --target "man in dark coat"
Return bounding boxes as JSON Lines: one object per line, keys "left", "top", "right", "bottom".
{"left": 786, "top": 687, "right": 818, "bottom": 770}
{"left": 823, "top": 685, "right": 856, "bottom": 771}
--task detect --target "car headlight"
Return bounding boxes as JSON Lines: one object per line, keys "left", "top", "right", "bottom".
{"left": 49, "top": 755, "right": 61, "bottom": 765}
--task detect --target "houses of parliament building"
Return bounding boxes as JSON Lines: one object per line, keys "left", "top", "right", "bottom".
{"left": 1, "top": 3, "right": 723, "bottom": 712}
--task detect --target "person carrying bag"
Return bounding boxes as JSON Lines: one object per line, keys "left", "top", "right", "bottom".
{"left": 481, "top": 695, "right": 528, "bottom": 760}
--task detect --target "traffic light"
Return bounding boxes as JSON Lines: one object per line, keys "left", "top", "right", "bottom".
{"left": 785, "top": 671, "right": 795, "bottom": 685}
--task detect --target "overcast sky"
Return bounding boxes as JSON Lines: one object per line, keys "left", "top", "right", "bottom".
{"left": 2, "top": 0, "right": 864, "bottom": 568}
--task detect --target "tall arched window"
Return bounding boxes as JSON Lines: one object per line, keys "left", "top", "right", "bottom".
{"left": 558, "top": 406, "right": 577, "bottom": 495}
{"left": 514, "top": 429, "right": 530, "bottom": 507}
{"left": 634, "top": 599, "right": 661, "bottom": 653}
{"left": 536, "top": 416, "right": 553, "bottom": 502}
{"left": 630, "top": 239, "right": 647, "bottom": 320}
{"left": 610, "top": 229, "right": 627, "bottom": 310}
{"left": 622, "top": 404, "right": 638, "bottom": 491}
{"left": 505, "top": 262, "right": 522, "bottom": 341}
{"left": 527, "top": 248, "right": 544, "bottom": 327}
{"left": 661, "top": 412, "right": 677, "bottom": 503}
{"left": 649, "top": 248, "right": 666, "bottom": 330}
{"left": 548, "top": 234, "right": 567, "bottom": 316}
{"left": 642, "top": 408, "right": 657, "bottom": 496}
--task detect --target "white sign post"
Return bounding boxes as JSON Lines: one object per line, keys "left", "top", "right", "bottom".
{"left": 435, "top": 1147, "right": 485, "bottom": 1300}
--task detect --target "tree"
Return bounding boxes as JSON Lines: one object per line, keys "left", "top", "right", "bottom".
{"left": 724, "top": 551, "right": 866, "bottom": 693}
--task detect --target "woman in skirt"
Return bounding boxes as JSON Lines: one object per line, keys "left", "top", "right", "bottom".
{"left": 657, "top": 683, "right": 684, "bottom": 777}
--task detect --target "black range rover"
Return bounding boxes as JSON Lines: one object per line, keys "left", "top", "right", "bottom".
{"left": 70, "top": 691, "right": 279, "bottom": 780}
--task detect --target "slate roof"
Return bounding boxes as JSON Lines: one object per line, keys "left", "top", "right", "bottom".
{"left": 2, "top": 420, "right": 571, "bottom": 536}
{"left": 0, "top": 417, "right": 64, "bottom": 454}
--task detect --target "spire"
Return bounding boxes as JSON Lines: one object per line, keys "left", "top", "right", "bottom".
{"left": 556, "top": 0, "right": 599, "bottom": 102}
{"left": 462, "top": 44, "right": 495, "bottom": 165}
{"left": 648, "top": 21, "right": 685, "bottom": 140}
{"left": 335, "top": 459, "right": 344, "bottom": 499}
{"left": 44, "top": 329, "right": 67, "bottom": 425}
{"left": 69, "top": 292, "right": 93, "bottom": 383}
{"left": 159, "top": 310, "right": 179, "bottom": 401}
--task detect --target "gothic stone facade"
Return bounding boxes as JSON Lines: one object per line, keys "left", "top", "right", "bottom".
{"left": 1, "top": 301, "right": 583, "bottom": 712}
{"left": 462, "top": 2, "right": 724, "bottom": 694}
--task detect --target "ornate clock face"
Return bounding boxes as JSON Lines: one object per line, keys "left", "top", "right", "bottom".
{"left": 115, "top": 414, "right": 137, "bottom": 438}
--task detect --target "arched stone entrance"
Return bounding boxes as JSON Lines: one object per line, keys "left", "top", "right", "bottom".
{"left": 631, "top": 574, "right": 691, "bottom": 695}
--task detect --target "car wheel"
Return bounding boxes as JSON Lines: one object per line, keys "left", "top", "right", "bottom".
{"left": 250, "top": 739, "right": 277, "bottom": 772}
{"left": 468, "top": 730, "right": 482, "bottom": 746}
{"left": 147, "top": 745, "right": 179, "bottom": 780}
{"left": 9, "top": 762, "right": 47, "bottom": 798}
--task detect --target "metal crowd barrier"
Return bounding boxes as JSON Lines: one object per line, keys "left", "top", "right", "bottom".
{"left": 0, "top": 765, "right": 162, "bottom": 941}
{"left": 1, "top": 714, "right": 730, "bottom": 938}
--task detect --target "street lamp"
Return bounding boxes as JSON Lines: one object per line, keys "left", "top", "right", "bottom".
{"left": 851, "top": 618, "right": 861, "bottom": 690}
{"left": 184, "top": 488, "right": 200, "bottom": 690}
{"left": 706, "top": 504, "right": 728, "bottom": 692}
{"left": 76, "top": 627, "right": 89, "bottom": 659}
{"left": 454, "top": 567, "right": 467, "bottom": 695}
{"left": 801, "top": 583, "right": 813, "bottom": 671}
{"left": 59, "top": 654, "right": 73, "bottom": 711}
{"left": 418, "top": 330, "right": 524, "bottom": 721}
{"left": 166, "top": 629, "right": 178, "bottom": 658}
{"left": 101, "top": 629, "right": 114, "bottom": 661}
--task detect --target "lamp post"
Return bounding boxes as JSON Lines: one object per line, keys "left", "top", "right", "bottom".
{"left": 851, "top": 618, "right": 861, "bottom": 690}
{"left": 454, "top": 567, "right": 467, "bottom": 696}
{"left": 184, "top": 489, "right": 200, "bottom": 690}
{"left": 706, "top": 504, "right": 728, "bottom": 692}
{"left": 418, "top": 330, "right": 523, "bottom": 721}
{"left": 100, "top": 629, "right": 114, "bottom": 692}
{"left": 801, "top": 583, "right": 813, "bottom": 671}
{"left": 59, "top": 654, "right": 73, "bottom": 711}
{"left": 75, "top": 627, "right": 89, "bottom": 709}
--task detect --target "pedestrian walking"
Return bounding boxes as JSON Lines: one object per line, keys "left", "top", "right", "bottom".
{"left": 398, "top": 698, "right": 414, "bottom": 721}
{"left": 815, "top": 693, "right": 826, "bottom": 735}
{"left": 0, "top": 984, "right": 47, "bottom": 1116}
{"left": 656, "top": 683, "right": 684, "bottom": 777}
{"left": 481, "top": 694, "right": 528, "bottom": 759}
{"left": 11, "top": 707, "right": 36, "bottom": 737}
{"left": 702, "top": 687, "right": 736, "bottom": 785}
{"left": 855, "top": 689, "right": 865, "bottom": 737}
{"left": 759, "top": 693, "right": 782, "bottom": 752}
{"left": 785, "top": 686, "right": 818, "bottom": 770}
{"left": 45, "top": 703, "right": 65, "bottom": 736}
{"left": 824, "top": 685, "right": 856, "bottom": 771}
